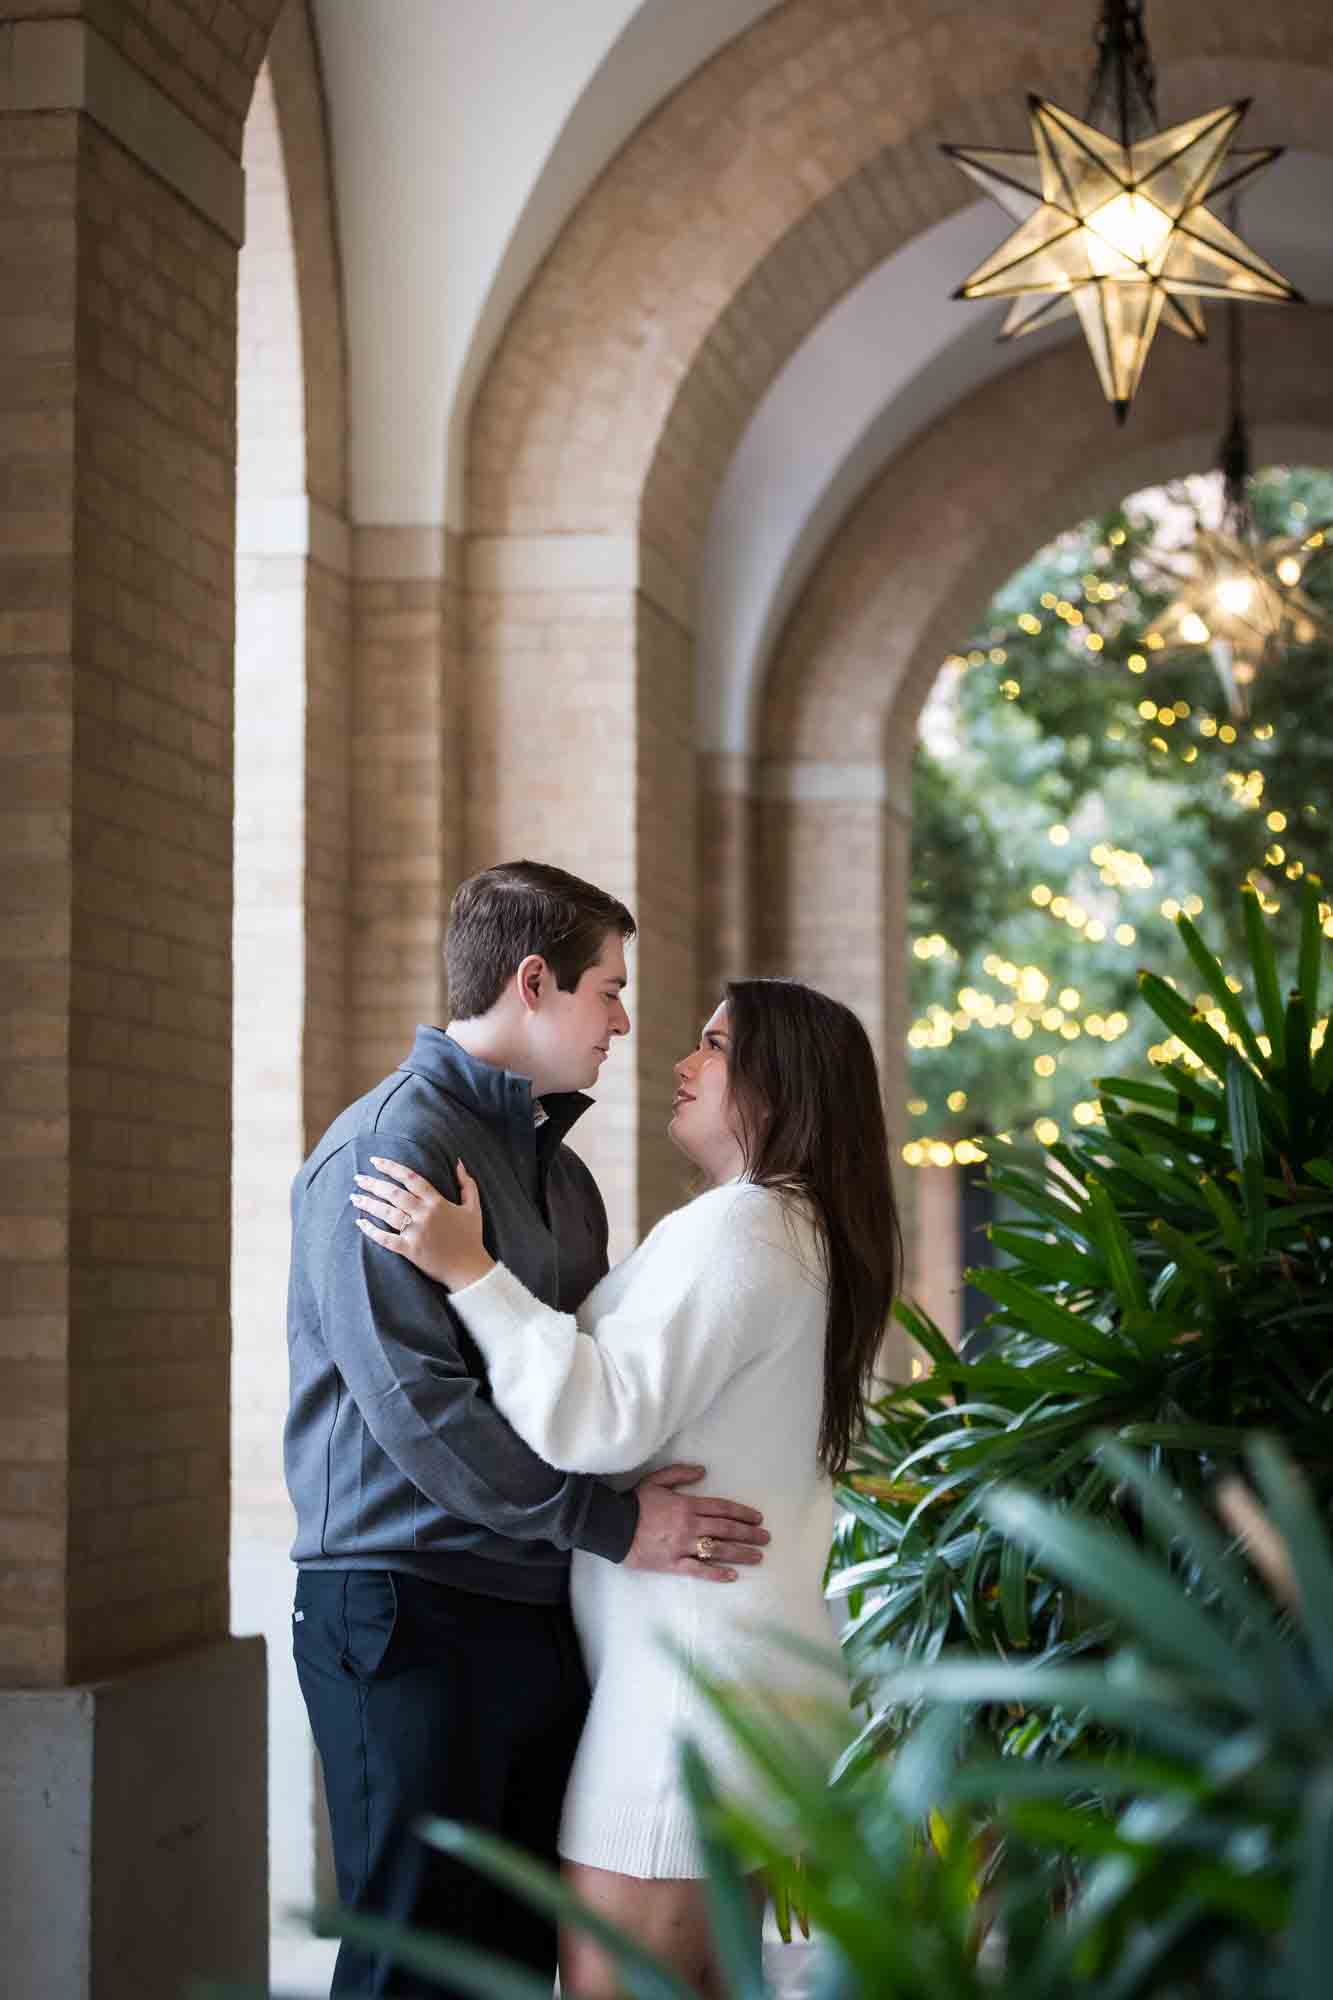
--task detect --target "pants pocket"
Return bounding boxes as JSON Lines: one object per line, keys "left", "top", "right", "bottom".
{"left": 340, "top": 1569, "right": 399, "bottom": 1680}
{"left": 294, "top": 1570, "right": 399, "bottom": 1682}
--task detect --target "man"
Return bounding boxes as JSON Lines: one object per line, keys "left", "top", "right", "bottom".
{"left": 285, "top": 860, "right": 769, "bottom": 1996}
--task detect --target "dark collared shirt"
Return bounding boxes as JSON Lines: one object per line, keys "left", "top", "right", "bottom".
{"left": 284, "top": 1027, "right": 638, "bottom": 1602}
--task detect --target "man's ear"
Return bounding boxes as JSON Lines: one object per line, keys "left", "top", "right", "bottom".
{"left": 515, "top": 953, "right": 548, "bottom": 1016}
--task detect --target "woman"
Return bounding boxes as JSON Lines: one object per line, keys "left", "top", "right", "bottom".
{"left": 351, "top": 978, "right": 901, "bottom": 1996}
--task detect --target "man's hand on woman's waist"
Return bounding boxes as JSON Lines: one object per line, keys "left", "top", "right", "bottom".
{"left": 624, "top": 1463, "right": 770, "bottom": 1583}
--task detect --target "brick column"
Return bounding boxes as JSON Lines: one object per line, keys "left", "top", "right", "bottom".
{"left": 750, "top": 755, "right": 913, "bottom": 1379}
{"left": 698, "top": 753, "right": 755, "bottom": 1009}
{"left": 752, "top": 761, "right": 894, "bottom": 1057}
{"left": 347, "top": 526, "right": 460, "bottom": 1098}
{"left": 464, "top": 535, "right": 697, "bottom": 1253}
{"left": 1, "top": 19, "right": 265, "bottom": 1995}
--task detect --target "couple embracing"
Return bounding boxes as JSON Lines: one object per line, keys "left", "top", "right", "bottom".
{"left": 285, "top": 860, "right": 901, "bottom": 1998}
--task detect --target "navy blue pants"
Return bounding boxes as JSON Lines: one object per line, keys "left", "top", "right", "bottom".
{"left": 294, "top": 1569, "right": 589, "bottom": 1998}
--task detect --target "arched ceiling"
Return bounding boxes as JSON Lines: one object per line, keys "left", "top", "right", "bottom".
{"left": 699, "top": 146, "right": 1333, "bottom": 758}
{"left": 306, "top": 2, "right": 1333, "bottom": 754}
{"left": 311, "top": 0, "right": 783, "bottom": 526}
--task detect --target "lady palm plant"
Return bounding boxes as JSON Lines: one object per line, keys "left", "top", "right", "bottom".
{"left": 274, "top": 1440, "right": 1333, "bottom": 2000}
{"left": 831, "top": 879, "right": 1333, "bottom": 1710}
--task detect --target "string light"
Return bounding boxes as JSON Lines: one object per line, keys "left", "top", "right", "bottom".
{"left": 901, "top": 1136, "right": 991, "bottom": 1170}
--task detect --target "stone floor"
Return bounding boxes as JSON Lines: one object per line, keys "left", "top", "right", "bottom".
{"left": 270, "top": 1922, "right": 824, "bottom": 1996}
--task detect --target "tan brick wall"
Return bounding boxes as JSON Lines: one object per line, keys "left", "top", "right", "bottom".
{"left": 66, "top": 111, "right": 239, "bottom": 1684}
{"left": 752, "top": 794, "right": 891, "bottom": 1053}
{"left": 0, "top": 104, "right": 242, "bottom": 1685}
{"left": 696, "top": 756, "right": 753, "bottom": 1013}
{"left": 348, "top": 558, "right": 458, "bottom": 1099}
{"left": 460, "top": 557, "right": 699, "bottom": 1249}
{"left": 74, "top": 0, "right": 286, "bottom": 156}
{"left": 745, "top": 777, "right": 915, "bottom": 1372}
{"left": 633, "top": 594, "right": 698, "bottom": 1235}
{"left": 0, "top": 101, "right": 77, "bottom": 1688}
{"left": 462, "top": 565, "right": 639, "bottom": 1243}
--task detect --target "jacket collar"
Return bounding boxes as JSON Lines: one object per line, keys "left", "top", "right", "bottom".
{"left": 401, "top": 1025, "right": 594, "bottom": 1150}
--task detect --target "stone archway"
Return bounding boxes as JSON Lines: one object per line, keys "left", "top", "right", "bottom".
{"left": 745, "top": 310, "right": 1333, "bottom": 1345}
{"left": 463, "top": 0, "right": 1333, "bottom": 1240}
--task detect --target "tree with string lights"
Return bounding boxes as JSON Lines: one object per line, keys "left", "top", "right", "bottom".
{"left": 907, "top": 465, "right": 1333, "bottom": 1164}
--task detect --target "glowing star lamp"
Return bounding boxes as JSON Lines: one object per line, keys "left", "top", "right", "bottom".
{"left": 1141, "top": 309, "right": 1333, "bottom": 716}
{"left": 941, "top": 0, "right": 1302, "bottom": 418}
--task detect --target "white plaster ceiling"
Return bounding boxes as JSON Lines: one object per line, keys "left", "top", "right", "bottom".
{"left": 311, "top": 0, "right": 783, "bottom": 527}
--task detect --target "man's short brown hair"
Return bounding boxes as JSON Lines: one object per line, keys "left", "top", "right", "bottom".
{"left": 446, "top": 860, "right": 636, "bottom": 1021}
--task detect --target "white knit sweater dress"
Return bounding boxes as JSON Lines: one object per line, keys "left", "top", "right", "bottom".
{"left": 447, "top": 1178, "right": 846, "bottom": 1879}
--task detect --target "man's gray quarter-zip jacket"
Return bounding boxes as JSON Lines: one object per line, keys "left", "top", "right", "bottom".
{"left": 284, "top": 1025, "right": 638, "bottom": 1602}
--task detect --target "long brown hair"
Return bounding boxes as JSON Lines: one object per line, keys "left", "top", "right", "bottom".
{"left": 723, "top": 978, "right": 902, "bottom": 1480}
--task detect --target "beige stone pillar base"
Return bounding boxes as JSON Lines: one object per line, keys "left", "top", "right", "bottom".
{"left": 1, "top": 1636, "right": 267, "bottom": 2000}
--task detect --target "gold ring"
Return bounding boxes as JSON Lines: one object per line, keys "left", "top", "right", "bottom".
{"left": 695, "top": 1535, "right": 717, "bottom": 1563}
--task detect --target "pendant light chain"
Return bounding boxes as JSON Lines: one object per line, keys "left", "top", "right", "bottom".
{"left": 1086, "top": 0, "right": 1156, "bottom": 146}
{"left": 1220, "top": 201, "right": 1252, "bottom": 533}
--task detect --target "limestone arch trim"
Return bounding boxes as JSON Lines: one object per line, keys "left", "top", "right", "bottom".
{"left": 263, "top": 0, "right": 349, "bottom": 520}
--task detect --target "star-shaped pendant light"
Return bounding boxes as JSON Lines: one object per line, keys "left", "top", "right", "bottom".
{"left": 942, "top": 1, "right": 1302, "bottom": 418}
{"left": 1139, "top": 309, "right": 1333, "bottom": 715}
{"left": 1143, "top": 519, "right": 1332, "bottom": 716}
